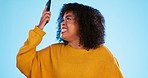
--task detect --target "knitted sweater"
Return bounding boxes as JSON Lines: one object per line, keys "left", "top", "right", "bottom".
{"left": 16, "top": 26, "right": 123, "bottom": 78}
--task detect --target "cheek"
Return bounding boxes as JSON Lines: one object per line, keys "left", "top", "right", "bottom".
{"left": 69, "top": 25, "right": 79, "bottom": 35}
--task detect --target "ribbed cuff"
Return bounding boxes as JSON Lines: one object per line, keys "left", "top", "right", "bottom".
{"left": 33, "top": 26, "right": 46, "bottom": 36}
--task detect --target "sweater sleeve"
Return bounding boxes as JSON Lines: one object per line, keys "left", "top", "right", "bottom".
{"left": 103, "top": 57, "right": 123, "bottom": 78}
{"left": 16, "top": 26, "right": 46, "bottom": 77}
{"left": 101, "top": 46, "right": 123, "bottom": 78}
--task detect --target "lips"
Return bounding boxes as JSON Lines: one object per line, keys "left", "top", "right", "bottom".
{"left": 62, "top": 28, "right": 67, "bottom": 32}
{"left": 61, "top": 27, "right": 68, "bottom": 33}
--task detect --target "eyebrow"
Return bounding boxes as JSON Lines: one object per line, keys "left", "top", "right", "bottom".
{"left": 63, "top": 15, "right": 73, "bottom": 19}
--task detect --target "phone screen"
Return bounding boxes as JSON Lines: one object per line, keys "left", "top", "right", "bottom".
{"left": 46, "top": 0, "right": 51, "bottom": 11}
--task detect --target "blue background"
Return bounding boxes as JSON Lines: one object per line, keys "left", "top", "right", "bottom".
{"left": 0, "top": 0, "right": 148, "bottom": 78}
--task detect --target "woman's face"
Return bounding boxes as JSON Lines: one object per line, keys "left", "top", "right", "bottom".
{"left": 60, "top": 11, "right": 79, "bottom": 42}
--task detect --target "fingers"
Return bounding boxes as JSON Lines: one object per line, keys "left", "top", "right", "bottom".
{"left": 41, "top": 12, "right": 51, "bottom": 24}
{"left": 38, "top": 6, "right": 51, "bottom": 30}
{"left": 41, "top": 11, "right": 51, "bottom": 22}
{"left": 42, "top": 6, "right": 48, "bottom": 16}
{"left": 38, "top": 11, "right": 51, "bottom": 30}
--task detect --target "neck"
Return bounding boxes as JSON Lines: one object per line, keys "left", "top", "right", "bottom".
{"left": 68, "top": 39, "right": 83, "bottom": 49}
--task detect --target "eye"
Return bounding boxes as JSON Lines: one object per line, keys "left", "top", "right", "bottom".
{"left": 66, "top": 17, "right": 72, "bottom": 21}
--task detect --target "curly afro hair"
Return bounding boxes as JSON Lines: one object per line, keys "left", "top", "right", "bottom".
{"left": 57, "top": 3, "right": 105, "bottom": 50}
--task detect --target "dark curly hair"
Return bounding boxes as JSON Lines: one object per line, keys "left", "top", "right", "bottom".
{"left": 57, "top": 3, "right": 105, "bottom": 50}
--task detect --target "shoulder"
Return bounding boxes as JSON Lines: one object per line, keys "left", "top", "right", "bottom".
{"left": 99, "top": 45, "right": 121, "bottom": 67}
{"left": 96, "top": 45, "right": 115, "bottom": 62}
{"left": 50, "top": 43, "right": 65, "bottom": 50}
{"left": 37, "top": 43, "right": 65, "bottom": 57}
{"left": 96, "top": 45, "right": 113, "bottom": 55}
{"left": 51, "top": 43, "right": 64, "bottom": 47}
{"left": 37, "top": 43, "right": 64, "bottom": 54}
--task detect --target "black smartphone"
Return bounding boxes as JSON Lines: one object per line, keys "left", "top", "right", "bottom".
{"left": 45, "top": 0, "right": 51, "bottom": 24}
{"left": 46, "top": 0, "right": 51, "bottom": 11}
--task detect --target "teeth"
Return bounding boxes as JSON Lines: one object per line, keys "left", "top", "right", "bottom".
{"left": 61, "top": 29, "right": 67, "bottom": 32}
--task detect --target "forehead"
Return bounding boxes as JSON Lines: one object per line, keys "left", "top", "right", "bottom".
{"left": 63, "top": 11, "right": 75, "bottom": 18}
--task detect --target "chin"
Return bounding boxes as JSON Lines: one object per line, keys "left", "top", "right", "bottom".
{"left": 60, "top": 35, "right": 66, "bottom": 40}
{"left": 61, "top": 36, "right": 69, "bottom": 42}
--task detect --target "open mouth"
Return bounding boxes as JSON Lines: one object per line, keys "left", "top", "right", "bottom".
{"left": 61, "top": 27, "right": 68, "bottom": 33}
{"left": 61, "top": 29, "right": 67, "bottom": 33}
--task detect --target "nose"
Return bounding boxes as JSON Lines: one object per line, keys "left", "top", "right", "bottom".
{"left": 61, "top": 20, "right": 68, "bottom": 30}
{"left": 61, "top": 20, "right": 66, "bottom": 26}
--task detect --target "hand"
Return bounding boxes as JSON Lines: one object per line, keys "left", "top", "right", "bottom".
{"left": 37, "top": 6, "right": 51, "bottom": 30}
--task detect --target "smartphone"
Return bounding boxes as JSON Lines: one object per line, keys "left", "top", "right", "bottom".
{"left": 46, "top": 0, "right": 51, "bottom": 11}
{"left": 45, "top": 0, "right": 51, "bottom": 24}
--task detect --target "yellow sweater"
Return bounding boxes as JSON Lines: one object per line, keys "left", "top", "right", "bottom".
{"left": 16, "top": 26, "right": 123, "bottom": 78}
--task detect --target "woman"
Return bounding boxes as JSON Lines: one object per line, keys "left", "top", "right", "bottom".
{"left": 16, "top": 3, "right": 123, "bottom": 78}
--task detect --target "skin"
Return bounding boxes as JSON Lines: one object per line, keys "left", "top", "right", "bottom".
{"left": 38, "top": 7, "right": 83, "bottom": 49}
{"left": 37, "top": 7, "right": 51, "bottom": 30}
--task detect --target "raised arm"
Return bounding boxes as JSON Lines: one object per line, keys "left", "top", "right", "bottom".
{"left": 16, "top": 6, "right": 51, "bottom": 77}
